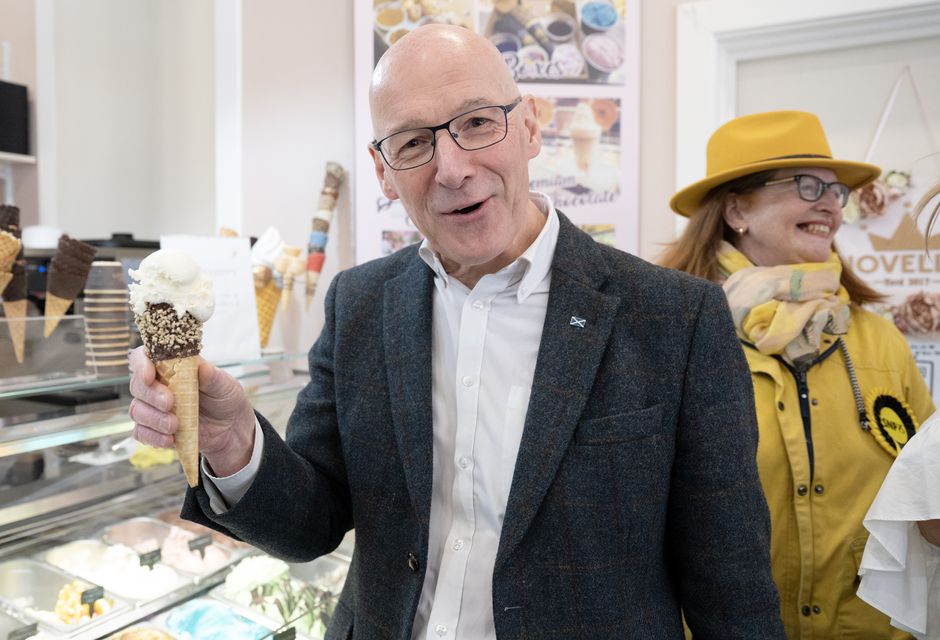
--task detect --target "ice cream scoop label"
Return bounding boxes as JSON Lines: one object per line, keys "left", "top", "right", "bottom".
{"left": 7, "top": 623, "right": 39, "bottom": 640}
{"left": 80, "top": 585, "right": 104, "bottom": 616}
{"left": 139, "top": 549, "right": 162, "bottom": 569}
{"left": 187, "top": 534, "right": 212, "bottom": 559}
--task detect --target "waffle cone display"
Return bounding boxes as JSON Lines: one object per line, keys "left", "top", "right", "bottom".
{"left": 255, "top": 280, "right": 281, "bottom": 348}
{"left": 43, "top": 293, "right": 75, "bottom": 337}
{"left": 155, "top": 356, "right": 200, "bottom": 487}
{"left": 3, "top": 298, "right": 26, "bottom": 364}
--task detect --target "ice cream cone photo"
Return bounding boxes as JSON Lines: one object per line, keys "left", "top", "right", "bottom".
{"left": 129, "top": 250, "right": 215, "bottom": 487}
{"left": 568, "top": 101, "right": 601, "bottom": 173}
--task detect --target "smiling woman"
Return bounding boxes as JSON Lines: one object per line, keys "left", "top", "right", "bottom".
{"left": 661, "top": 110, "right": 936, "bottom": 639}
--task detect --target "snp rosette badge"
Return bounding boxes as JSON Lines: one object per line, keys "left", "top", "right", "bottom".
{"left": 865, "top": 388, "right": 920, "bottom": 457}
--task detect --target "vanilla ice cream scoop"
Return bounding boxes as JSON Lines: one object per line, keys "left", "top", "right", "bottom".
{"left": 129, "top": 250, "right": 214, "bottom": 322}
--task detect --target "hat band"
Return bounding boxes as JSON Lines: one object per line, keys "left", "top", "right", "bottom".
{"left": 745, "top": 153, "right": 832, "bottom": 165}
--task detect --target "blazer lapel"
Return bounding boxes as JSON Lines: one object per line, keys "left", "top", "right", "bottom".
{"left": 497, "top": 215, "right": 621, "bottom": 568}
{"left": 383, "top": 254, "right": 436, "bottom": 532}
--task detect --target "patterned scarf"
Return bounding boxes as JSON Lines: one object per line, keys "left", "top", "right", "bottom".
{"left": 717, "top": 241, "right": 851, "bottom": 366}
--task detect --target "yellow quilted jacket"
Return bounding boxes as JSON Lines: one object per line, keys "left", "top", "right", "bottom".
{"left": 746, "top": 306, "right": 934, "bottom": 639}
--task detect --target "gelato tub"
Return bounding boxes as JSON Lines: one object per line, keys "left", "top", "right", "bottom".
{"left": 217, "top": 555, "right": 340, "bottom": 639}
{"left": 153, "top": 508, "right": 253, "bottom": 550}
{"left": 162, "top": 598, "right": 273, "bottom": 640}
{"left": 102, "top": 518, "right": 232, "bottom": 577}
{"left": 42, "top": 539, "right": 188, "bottom": 602}
{"left": 0, "top": 558, "right": 128, "bottom": 636}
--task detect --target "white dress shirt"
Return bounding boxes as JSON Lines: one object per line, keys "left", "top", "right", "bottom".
{"left": 858, "top": 411, "right": 940, "bottom": 640}
{"left": 204, "top": 192, "right": 560, "bottom": 640}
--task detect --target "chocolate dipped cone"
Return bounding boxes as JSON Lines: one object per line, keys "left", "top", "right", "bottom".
{"left": 155, "top": 355, "right": 200, "bottom": 486}
{"left": 3, "top": 299, "right": 26, "bottom": 364}
{"left": 44, "top": 235, "right": 97, "bottom": 337}
{"left": 43, "top": 293, "right": 74, "bottom": 337}
{"left": 135, "top": 302, "right": 204, "bottom": 487}
{"left": 255, "top": 280, "right": 280, "bottom": 348}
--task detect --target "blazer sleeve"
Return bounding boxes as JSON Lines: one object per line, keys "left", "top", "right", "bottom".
{"left": 181, "top": 271, "right": 353, "bottom": 562}
{"left": 666, "top": 282, "right": 786, "bottom": 639}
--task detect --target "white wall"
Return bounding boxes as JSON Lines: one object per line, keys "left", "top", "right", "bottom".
{"left": 0, "top": 0, "right": 39, "bottom": 225}
{"left": 52, "top": 0, "right": 214, "bottom": 240}
{"left": 737, "top": 36, "right": 940, "bottom": 175}
{"left": 241, "top": 0, "right": 355, "bottom": 353}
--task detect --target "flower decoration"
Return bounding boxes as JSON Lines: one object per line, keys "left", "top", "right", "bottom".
{"left": 892, "top": 291, "right": 940, "bottom": 336}
{"left": 844, "top": 170, "right": 911, "bottom": 224}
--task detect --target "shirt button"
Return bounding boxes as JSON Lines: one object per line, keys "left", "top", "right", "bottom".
{"left": 458, "top": 456, "right": 470, "bottom": 469}
{"left": 801, "top": 605, "right": 811, "bottom": 617}
{"left": 435, "top": 624, "right": 447, "bottom": 636}
{"left": 462, "top": 376, "right": 474, "bottom": 388}
{"left": 797, "top": 485, "right": 808, "bottom": 496}
{"left": 814, "top": 484, "right": 825, "bottom": 495}
{"left": 453, "top": 539, "right": 464, "bottom": 551}
{"left": 472, "top": 300, "right": 484, "bottom": 310}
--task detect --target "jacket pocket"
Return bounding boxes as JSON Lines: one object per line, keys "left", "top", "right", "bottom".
{"left": 836, "top": 535, "right": 905, "bottom": 639}
{"left": 325, "top": 600, "right": 354, "bottom": 640}
{"left": 574, "top": 403, "right": 664, "bottom": 445}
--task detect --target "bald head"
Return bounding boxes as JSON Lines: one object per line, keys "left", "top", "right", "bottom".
{"left": 369, "top": 25, "right": 519, "bottom": 137}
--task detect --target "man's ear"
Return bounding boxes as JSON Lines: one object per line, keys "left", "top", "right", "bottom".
{"left": 521, "top": 95, "right": 542, "bottom": 160}
{"left": 370, "top": 145, "right": 400, "bottom": 200}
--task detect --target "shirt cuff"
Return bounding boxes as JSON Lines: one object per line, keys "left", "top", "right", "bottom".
{"left": 201, "top": 418, "right": 264, "bottom": 514}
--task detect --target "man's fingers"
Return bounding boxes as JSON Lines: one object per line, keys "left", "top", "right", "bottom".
{"left": 129, "top": 398, "right": 178, "bottom": 435}
{"left": 133, "top": 423, "right": 175, "bottom": 449}
{"left": 197, "top": 360, "right": 243, "bottom": 402}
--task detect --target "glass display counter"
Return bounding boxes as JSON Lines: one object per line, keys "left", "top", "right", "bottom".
{"left": 0, "top": 352, "right": 352, "bottom": 640}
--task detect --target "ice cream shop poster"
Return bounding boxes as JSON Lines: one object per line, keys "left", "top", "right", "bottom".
{"left": 353, "top": 0, "right": 640, "bottom": 264}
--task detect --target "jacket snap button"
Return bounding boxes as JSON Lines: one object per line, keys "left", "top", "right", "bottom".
{"left": 408, "top": 551, "right": 420, "bottom": 572}
{"left": 812, "top": 605, "right": 821, "bottom": 614}
{"left": 797, "top": 485, "right": 808, "bottom": 496}
{"left": 801, "top": 605, "right": 811, "bottom": 616}
{"left": 778, "top": 401, "right": 785, "bottom": 411}
{"left": 814, "top": 484, "right": 824, "bottom": 495}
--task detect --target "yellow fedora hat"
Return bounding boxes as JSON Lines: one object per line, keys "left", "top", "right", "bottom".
{"left": 670, "top": 110, "right": 881, "bottom": 216}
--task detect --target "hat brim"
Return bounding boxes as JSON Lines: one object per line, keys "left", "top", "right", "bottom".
{"left": 669, "top": 158, "right": 881, "bottom": 217}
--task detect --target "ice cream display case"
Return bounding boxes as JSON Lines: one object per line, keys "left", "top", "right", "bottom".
{"left": 0, "top": 355, "right": 353, "bottom": 639}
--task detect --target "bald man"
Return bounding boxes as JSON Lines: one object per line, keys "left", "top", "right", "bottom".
{"left": 129, "top": 25, "right": 785, "bottom": 639}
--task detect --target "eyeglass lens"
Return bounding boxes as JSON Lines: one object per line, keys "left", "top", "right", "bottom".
{"left": 380, "top": 105, "right": 509, "bottom": 170}
{"left": 796, "top": 175, "right": 850, "bottom": 207}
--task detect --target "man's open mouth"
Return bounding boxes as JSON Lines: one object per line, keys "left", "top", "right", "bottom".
{"left": 451, "top": 202, "right": 483, "bottom": 215}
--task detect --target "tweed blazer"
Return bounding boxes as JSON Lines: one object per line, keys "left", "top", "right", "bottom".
{"left": 183, "top": 213, "right": 785, "bottom": 639}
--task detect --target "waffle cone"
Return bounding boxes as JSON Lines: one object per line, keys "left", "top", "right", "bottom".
{"left": 155, "top": 356, "right": 200, "bottom": 487}
{"left": 0, "top": 272, "right": 10, "bottom": 294}
{"left": 43, "top": 293, "right": 74, "bottom": 337}
{"left": 2, "top": 299, "right": 26, "bottom": 364}
{"left": 255, "top": 281, "right": 280, "bottom": 348}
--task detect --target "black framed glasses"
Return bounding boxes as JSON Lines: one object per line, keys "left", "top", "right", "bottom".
{"left": 763, "top": 174, "right": 851, "bottom": 207}
{"left": 371, "top": 97, "right": 523, "bottom": 171}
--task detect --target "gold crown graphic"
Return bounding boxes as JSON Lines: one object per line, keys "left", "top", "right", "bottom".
{"left": 868, "top": 213, "right": 940, "bottom": 252}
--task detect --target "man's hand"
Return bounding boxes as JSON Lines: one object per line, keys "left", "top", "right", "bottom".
{"left": 128, "top": 346, "right": 256, "bottom": 477}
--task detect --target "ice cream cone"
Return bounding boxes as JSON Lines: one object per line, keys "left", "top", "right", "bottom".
{"left": 3, "top": 298, "right": 26, "bottom": 364}
{"left": 155, "top": 356, "right": 200, "bottom": 487}
{"left": 44, "top": 292, "right": 75, "bottom": 337}
{"left": 255, "top": 280, "right": 281, "bottom": 348}
{"left": 0, "top": 272, "right": 10, "bottom": 293}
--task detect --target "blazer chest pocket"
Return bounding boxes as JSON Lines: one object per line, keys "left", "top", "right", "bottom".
{"left": 574, "top": 403, "right": 665, "bottom": 445}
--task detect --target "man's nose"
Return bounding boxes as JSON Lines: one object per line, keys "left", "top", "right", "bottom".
{"left": 433, "top": 129, "right": 472, "bottom": 189}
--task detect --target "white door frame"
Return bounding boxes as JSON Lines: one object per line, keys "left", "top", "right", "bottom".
{"left": 675, "top": 0, "right": 940, "bottom": 200}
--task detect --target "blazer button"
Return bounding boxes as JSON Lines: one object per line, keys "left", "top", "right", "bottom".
{"left": 408, "top": 551, "right": 420, "bottom": 572}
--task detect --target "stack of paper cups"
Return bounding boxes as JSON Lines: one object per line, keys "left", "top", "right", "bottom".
{"left": 83, "top": 261, "right": 131, "bottom": 375}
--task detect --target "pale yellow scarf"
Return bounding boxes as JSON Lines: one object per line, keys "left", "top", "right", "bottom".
{"left": 717, "top": 241, "right": 851, "bottom": 365}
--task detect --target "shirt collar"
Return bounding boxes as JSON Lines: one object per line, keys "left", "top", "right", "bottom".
{"left": 418, "top": 191, "right": 559, "bottom": 302}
